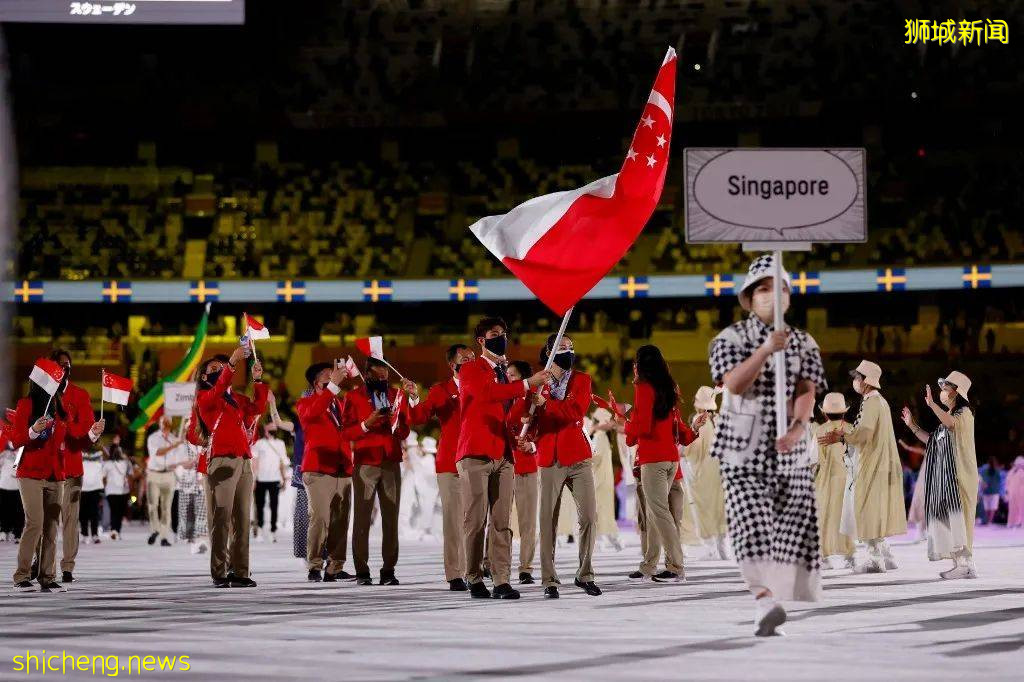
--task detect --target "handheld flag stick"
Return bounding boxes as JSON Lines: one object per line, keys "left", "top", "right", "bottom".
{"left": 43, "top": 392, "right": 54, "bottom": 418}
{"left": 381, "top": 359, "right": 406, "bottom": 381}
{"left": 772, "top": 251, "right": 788, "bottom": 438}
{"left": 100, "top": 369, "right": 105, "bottom": 420}
{"left": 519, "top": 305, "right": 574, "bottom": 438}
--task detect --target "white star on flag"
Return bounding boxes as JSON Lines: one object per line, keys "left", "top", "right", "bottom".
{"left": 646, "top": 154, "right": 657, "bottom": 168}
{"left": 626, "top": 147, "right": 638, "bottom": 162}
{"left": 656, "top": 134, "right": 667, "bottom": 147}
{"left": 641, "top": 115, "right": 655, "bottom": 128}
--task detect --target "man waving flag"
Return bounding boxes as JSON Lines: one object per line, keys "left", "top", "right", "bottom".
{"left": 470, "top": 47, "right": 677, "bottom": 315}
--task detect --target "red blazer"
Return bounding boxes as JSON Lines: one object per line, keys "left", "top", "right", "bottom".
{"left": 506, "top": 395, "right": 538, "bottom": 475}
{"left": 9, "top": 397, "right": 80, "bottom": 481}
{"left": 455, "top": 357, "right": 526, "bottom": 463}
{"left": 195, "top": 366, "right": 269, "bottom": 459}
{"left": 61, "top": 381, "right": 95, "bottom": 478}
{"left": 341, "top": 385, "right": 409, "bottom": 467}
{"left": 625, "top": 382, "right": 682, "bottom": 466}
{"left": 533, "top": 372, "right": 593, "bottom": 468}
{"left": 296, "top": 388, "right": 352, "bottom": 477}
{"left": 408, "top": 378, "right": 461, "bottom": 474}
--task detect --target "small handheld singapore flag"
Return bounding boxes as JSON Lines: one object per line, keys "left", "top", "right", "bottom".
{"left": 101, "top": 371, "right": 134, "bottom": 406}
{"left": 244, "top": 313, "right": 271, "bottom": 340}
{"left": 469, "top": 48, "right": 677, "bottom": 315}
{"left": 355, "top": 336, "right": 384, "bottom": 360}
{"left": 29, "top": 358, "right": 65, "bottom": 396}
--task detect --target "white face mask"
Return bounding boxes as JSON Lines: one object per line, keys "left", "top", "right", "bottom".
{"left": 751, "top": 289, "right": 790, "bottom": 321}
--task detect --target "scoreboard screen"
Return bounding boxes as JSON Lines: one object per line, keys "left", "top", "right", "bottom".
{"left": 0, "top": 0, "right": 244, "bottom": 24}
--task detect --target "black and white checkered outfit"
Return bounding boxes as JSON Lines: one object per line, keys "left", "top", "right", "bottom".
{"left": 709, "top": 313, "right": 827, "bottom": 601}
{"left": 176, "top": 462, "right": 208, "bottom": 543}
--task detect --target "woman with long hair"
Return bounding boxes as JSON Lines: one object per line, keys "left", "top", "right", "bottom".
{"left": 901, "top": 371, "right": 979, "bottom": 579}
{"left": 11, "top": 363, "right": 103, "bottom": 591}
{"left": 101, "top": 436, "right": 132, "bottom": 540}
{"left": 193, "top": 345, "right": 268, "bottom": 588}
{"left": 618, "top": 344, "right": 685, "bottom": 583}
{"left": 709, "top": 255, "right": 827, "bottom": 636}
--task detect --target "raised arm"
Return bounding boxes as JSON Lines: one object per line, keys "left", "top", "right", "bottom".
{"left": 845, "top": 398, "right": 879, "bottom": 448}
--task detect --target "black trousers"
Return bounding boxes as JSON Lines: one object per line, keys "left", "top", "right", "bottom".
{"left": 107, "top": 494, "right": 128, "bottom": 533}
{"left": 79, "top": 489, "right": 102, "bottom": 536}
{"left": 171, "top": 490, "right": 180, "bottom": 534}
{"left": 254, "top": 481, "right": 280, "bottom": 532}
{"left": 0, "top": 488, "right": 25, "bottom": 538}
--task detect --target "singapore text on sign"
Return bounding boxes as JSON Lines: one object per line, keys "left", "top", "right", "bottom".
{"left": 683, "top": 149, "right": 866, "bottom": 243}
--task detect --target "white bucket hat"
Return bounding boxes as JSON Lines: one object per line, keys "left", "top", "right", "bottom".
{"left": 693, "top": 386, "right": 718, "bottom": 412}
{"left": 938, "top": 370, "right": 972, "bottom": 400}
{"left": 739, "top": 254, "right": 792, "bottom": 310}
{"left": 421, "top": 436, "right": 438, "bottom": 455}
{"left": 850, "top": 360, "right": 882, "bottom": 389}
{"left": 820, "top": 392, "right": 850, "bottom": 415}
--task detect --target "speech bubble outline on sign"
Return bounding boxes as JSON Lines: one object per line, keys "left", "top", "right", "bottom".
{"left": 684, "top": 148, "right": 867, "bottom": 243}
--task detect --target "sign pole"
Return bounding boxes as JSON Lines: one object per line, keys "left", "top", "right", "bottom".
{"left": 772, "top": 250, "right": 788, "bottom": 439}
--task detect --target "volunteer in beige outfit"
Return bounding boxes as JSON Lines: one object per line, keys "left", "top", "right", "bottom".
{"left": 683, "top": 386, "right": 728, "bottom": 560}
{"left": 813, "top": 392, "right": 855, "bottom": 568}
{"left": 145, "top": 416, "right": 185, "bottom": 547}
{"left": 587, "top": 407, "right": 624, "bottom": 551}
{"left": 901, "top": 371, "right": 980, "bottom": 579}
{"left": 819, "top": 360, "right": 906, "bottom": 573}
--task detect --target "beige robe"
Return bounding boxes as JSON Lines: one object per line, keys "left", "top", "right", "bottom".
{"left": 683, "top": 416, "right": 727, "bottom": 538}
{"left": 590, "top": 427, "right": 619, "bottom": 536}
{"left": 951, "top": 409, "right": 979, "bottom": 550}
{"left": 814, "top": 419, "right": 854, "bottom": 557}
{"left": 844, "top": 392, "right": 907, "bottom": 541}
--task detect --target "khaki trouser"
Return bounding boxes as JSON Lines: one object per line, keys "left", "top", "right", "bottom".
{"left": 147, "top": 470, "right": 176, "bottom": 541}
{"left": 639, "top": 462, "right": 685, "bottom": 575}
{"left": 60, "top": 475, "right": 82, "bottom": 573}
{"left": 352, "top": 462, "right": 401, "bottom": 577}
{"left": 514, "top": 472, "right": 539, "bottom": 574}
{"left": 205, "top": 457, "right": 253, "bottom": 580}
{"left": 303, "top": 471, "right": 352, "bottom": 574}
{"left": 637, "top": 476, "right": 685, "bottom": 575}
{"left": 458, "top": 456, "right": 514, "bottom": 586}
{"left": 15, "top": 479, "right": 64, "bottom": 584}
{"left": 437, "top": 472, "right": 466, "bottom": 581}
{"left": 540, "top": 461, "right": 597, "bottom": 586}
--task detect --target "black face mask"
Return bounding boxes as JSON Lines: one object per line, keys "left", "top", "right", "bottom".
{"left": 367, "top": 379, "right": 389, "bottom": 394}
{"left": 203, "top": 369, "right": 222, "bottom": 388}
{"left": 453, "top": 363, "right": 464, "bottom": 375}
{"left": 553, "top": 351, "right": 575, "bottom": 371}
{"left": 483, "top": 335, "right": 507, "bottom": 357}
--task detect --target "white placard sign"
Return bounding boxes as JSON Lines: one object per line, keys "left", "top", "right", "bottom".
{"left": 162, "top": 382, "right": 196, "bottom": 417}
{"left": 684, "top": 148, "right": 866, "bottom": 244}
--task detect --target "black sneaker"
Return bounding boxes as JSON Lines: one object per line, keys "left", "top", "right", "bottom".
{"left": 39, "top": 581, "right": 66, "bottom": 592}
{"left": 62, "top": 571, "right": 74, "bottom": 584}
{"left": 338, "top": 571, "right": 356, "bottom": 580}
{"left": 652, "top": 571, "right": 682, "bottom": 583}
{"left": 355, "top": 575, "right": 373, "bottom": 586}
{"left": 518, "top": 572, "right": 535, "bottom": 585}
{"left": 469, "top": 581, "right": 491, "bottom": 599}
{"left": 229, "top": 576, "right": 257, "bottom": 588}
{"left": 628, "top": 571, "right": 644, "bottom": 579}
{"left": 12, "top": 580, "right": 35, "bottom": 592}
{"left": 492, "top": 583, "right": 521, "bottom": 600}
{"left": 308, "top": 569, "right": 323, "bottom": 582}
{"left": 212, "top": 577, "right": 232, "bottom": 588}
{"left": 322, "top": 572, "right": 340, "bottom": 582}
{"left": 160, "top": 539, "right": 172, "bottom": 547}
{"left": 448, "top": 578, "right": 468, "bottom": 591}
{"left": 575, "top": 578, "right": 603, "bottom": 596}
{"left": 544, "top": 586, "right": 560, "bottom": 599}
{"left": 147, "top": 532, "right": 158, "bottom": 545}
{"left": 379, "top": 575, "right": 400, "bottom": 586}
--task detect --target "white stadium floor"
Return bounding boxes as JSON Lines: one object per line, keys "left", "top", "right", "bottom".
{"left": 1, "top": 523, "right": 1022, "bottom": 681}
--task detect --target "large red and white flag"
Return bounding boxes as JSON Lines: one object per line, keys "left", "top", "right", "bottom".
{"left": 29, "top": 358, "right": 65, "bottom": 396}
{"left": 244, "top": 313, "right": 271, "bottom": 340}
{"left": 470, "top": 48, "right": 677, "bottom": 315}
{"left": 355, "top": 336, "right": 384, "bottom": 360}
{"left": 101, "top": 370, "right": 134, "bottom": 406}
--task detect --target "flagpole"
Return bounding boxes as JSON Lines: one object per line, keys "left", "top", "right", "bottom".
{"left": 100, "top": 369, "right": 105, "bottom": 420}
{"left": 519, "top": 305, "right": 574, "bottom": 438}
{"left": 381, "top": 359, "right": 405, "bottom": 381}
{"left": 772, "top": 251, "right": 788, "bottom": 440}
{"left": 43, "top": 392, "right": 54, "bottom": 418}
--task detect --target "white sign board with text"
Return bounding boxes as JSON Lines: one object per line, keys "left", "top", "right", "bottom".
{"left": 162, "top": 382, "right": 196, "bottom": 417}
{"left": 684, "top": 148, "right": 867, "bottom": 244}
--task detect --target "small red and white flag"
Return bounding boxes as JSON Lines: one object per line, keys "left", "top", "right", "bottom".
{"left": 344, "top": 356, "right": 362, "bottom": 379}
{"left": 469, "top": 48, "right": 677, "bottom": 315}
{"left": 355, "top": 336, "right": 384, "bottom": 360}
{"left": 390, "top": 391, "right": 404, "bottom": 434}
{"left": 244, "top": 313, "right": 271, "bottom": 340}
{"left": 29, "top": 358, "right": 65, "bottom": 396}
{"left": 101, "top": 371, "right": 134, "bottom": 406}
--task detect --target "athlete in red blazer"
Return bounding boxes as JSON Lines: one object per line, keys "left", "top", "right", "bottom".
{"left": 533, "top": 371, "right": 593, "bottom": 468}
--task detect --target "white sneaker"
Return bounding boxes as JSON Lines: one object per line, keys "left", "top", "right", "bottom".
{"left": 270, "top": 531, "right": 277, "bottom": 544}
{"left": 841, "top": 555, "right": 855, "bottom": 569}
{"left": 884, "top": 556, "right": 898, "bottom": 571}
{"left": 854, "top": 557, "right": 886, "bottom": 574}
{"left": 716, "top": 536, "right": 729, "bottom": 560}
{"left": 754, "top": 598, "right": 787, "bottom": 637}
{"left": 940, "top": 565, "right": 977, "bottom": 580}
{"left": 254, "top": 529, "right": 265, "bottom": 543}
